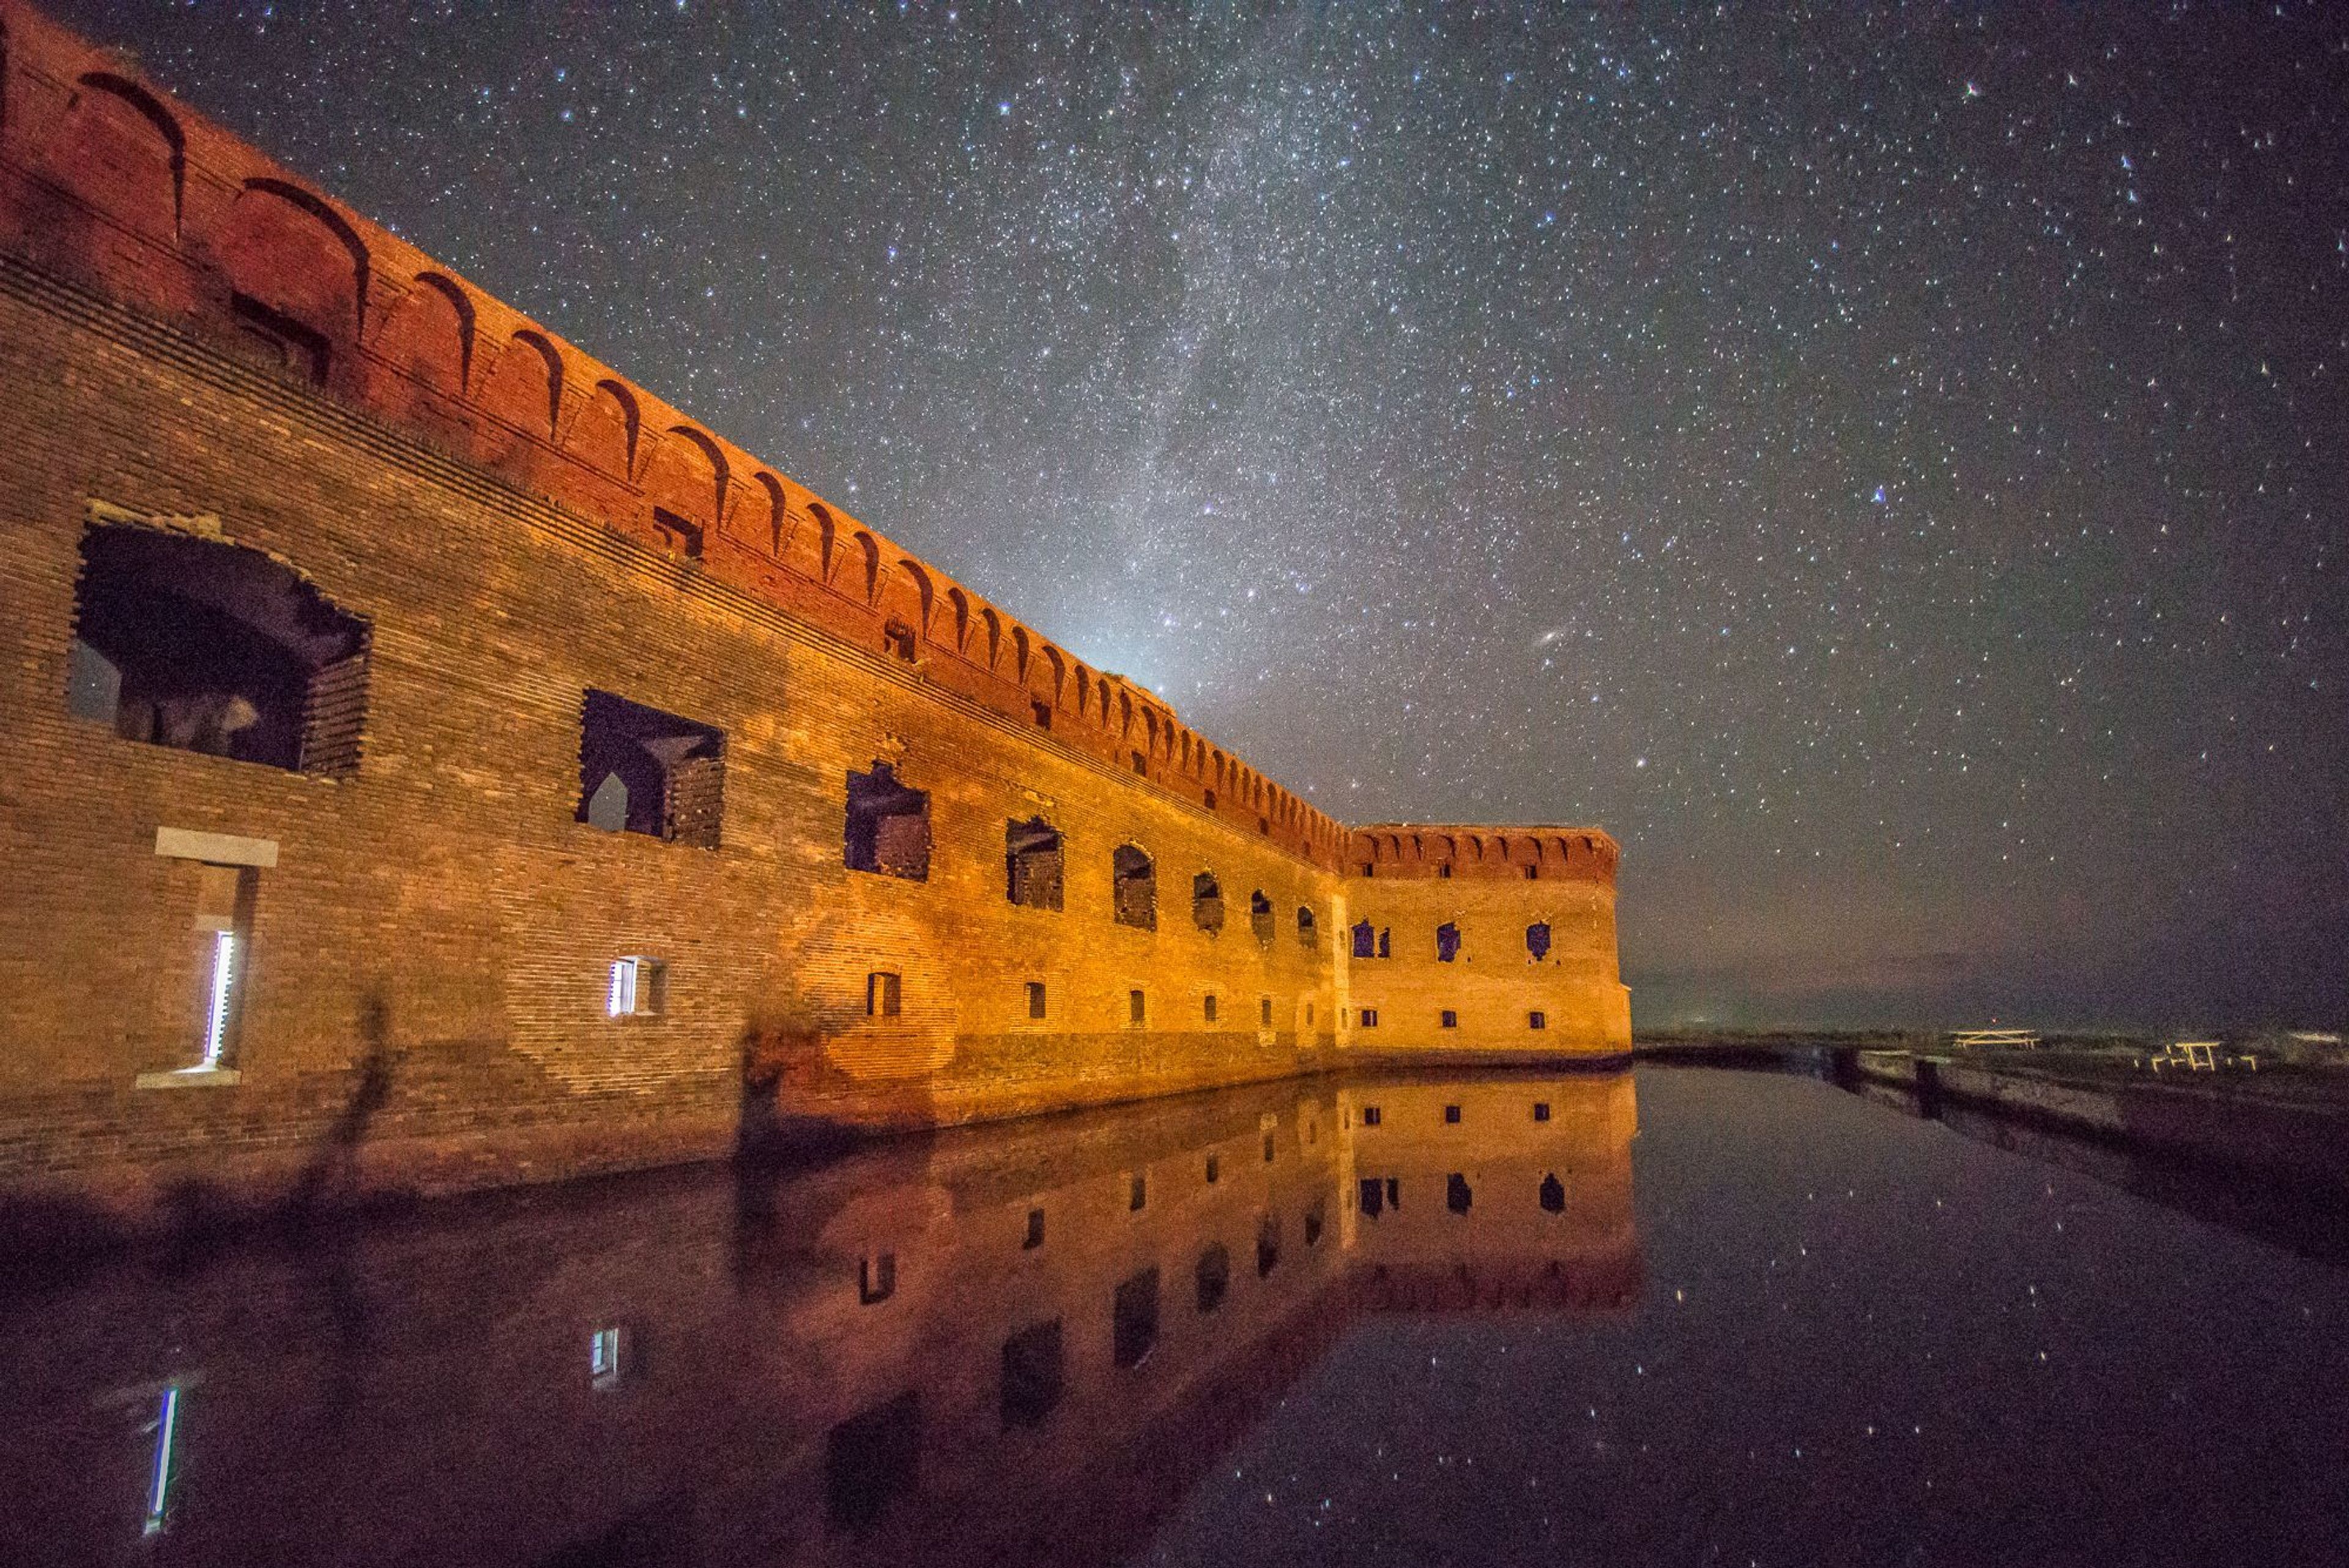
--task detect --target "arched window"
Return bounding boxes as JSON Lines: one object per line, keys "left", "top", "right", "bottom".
{"left": 1006, "top": 818, "right": 1064, "bottom": 909}
{"left": 1539, "top": 1174, "right": 1565, "bottom": 1213}
{"left": 1192, "top": 871, "right": 1225, "bottom": 933}
{"left": 1296, "top": 907, "right": 1317, "bottom": 949}
{"left": 1111, "top": 845, "right": 1156, "bottom": 930}
{"left": 1249, "top": 890, "right": 1275, "bottom": 944}
{"left": 1436, "top": 923, "right": 1461, "bottom": 962}
{"left": 1195, "top": 1244, "right": 1230, "bottom": 1313}
{"left": 1526, "top": 921, "right": 1553, "bottom": 961}
{"left": 1351, "top": 920, "right": 1376, "bottom": 959}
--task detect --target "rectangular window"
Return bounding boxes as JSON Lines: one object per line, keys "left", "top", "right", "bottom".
{"left": 1440, "top": 1009, "right": 1458, "bottom": 1030}
{"left": 1112, "top": 1268, "right": 1160, "bottom": 1369}
{"left": 1129, "top": 989, "right": 1146, "bottom": 1026}
{"left": 859, "top": 1252, "right": 897, "bottom": 1304}
{"left": 187, "top": 862, "right": 256, "bottom": 1069}
{"left": 607, "top": 956, "right": 666, "bottom": 1017}
{"left": 844, "top": 762, "right": 931, "bottom": 879}
{"left": 1130, "top": 750, "right": 1148, "bottom": 775}
{"left": 826, "top": 1392, "right": 920, "bottom": 1531}
{"left": 578, "top": 689, "right": 726, "bottom": 848}
{"left": 1529, "top": 1011, "right": 1548, "bottom": 1030}
{"left": 1524, "top": 864, "right": 1539, "bottom": 880}
{"left": 1025, "top": 980, "right": 1047, "bottom": 1020}
{"left": 1362, "top": 1105, "right": 1382, "bottom": 1127}
{"left": 1031, "top": 700, "right": 1053, "bottom": 729}
{"left": 1533, "top": 1101, "right": 1551, "bottom": 1122}
{"left": 867, "top": 971, "right": 902, "bottom": 1018}
{"left": 1444, "top": 1104, "right": 1462, "bottom": 1124}
{"left": 1006, "top": 818, "right": 1065, "bottom": 909}
{"left": 1129, "top": 1173, "right": 1147, "bottom": 1211}
{"left": 1259, "top": 996, "right": 1274, "bottom": 1027}
{"left": 1438, "top": 863, "right": 1452, "bottom": 879}
{"left": 1203, "top": 993, "right": 1219, "bottom": 1024}
{"left": 1024, "top": 1208, "right": 1046, "bottom": 1249}
{"left": 590, "top": 1326, "right": 625, "bottom": 1391}
{"left": 1359, "top": 1008, "right": 1378, "bottom": 1027}
{"left": 1001, "top": 1319, "right": 1065, "bottom": 1428}
{"left": 1205, "top": 1154, "right": 1220, "bottom": 1184}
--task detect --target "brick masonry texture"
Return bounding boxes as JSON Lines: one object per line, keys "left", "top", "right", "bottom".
{"left": 0, "top": 0, "right": 1630, "bottom": 1227}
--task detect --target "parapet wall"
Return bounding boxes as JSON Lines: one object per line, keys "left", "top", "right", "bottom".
{"left": 0, "top": 0, "right": 1340, "bottom": 864}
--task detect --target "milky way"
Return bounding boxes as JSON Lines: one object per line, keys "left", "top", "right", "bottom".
{"left": 59, "top": 2, "right": 2348, "bottom": 1028}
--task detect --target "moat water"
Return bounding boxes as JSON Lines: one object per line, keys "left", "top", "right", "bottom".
{"left": 4, "top": 1065, "right": 2344, "bottom": 1567}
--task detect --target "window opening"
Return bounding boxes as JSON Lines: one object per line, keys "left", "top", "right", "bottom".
{"left": 1031, "top": 699, "right": 1052, "bottom": 729}
{"left": 1129, "top": 989, "right": 1146, "bottom": 1026}
{"left": 607, "top": 956, "right": 666, "bottom": 1017}
{"left": 1524, "top": 863, "right": 1540, "bottom": 880}
{"left": 1361, "top": 1105, "right": 1382, "bottom": 1126}
{"left": 1260, "top": 997, "right": 1274, "bottom": 1027}
{"left": 1205, "top": 1153, "right": 1220, "bottom": 1183}
{"left": 144, "top": 1383, "right": 182, "bottom": 1537}
{"left": 859, "top": 1252, "right": 897, "bottom": 1304}
{"left": 1195, "top": 1245, "right": 1230, "bottom": 1313}
{"left": 1024, "top": 1208, "right": 1046, "bottom": 1248}
{"left": 1296, "top": 907, "right": 1317, "bottom": 949}
{"left": 1529, "top": 1011, "right": 1548, "bottom": 1030}
{"left": 1540, "top": 1174, "right": 1566, "bottom": 1213}
{"left": 1203, "top": 993, "right": 1219, "bottom": 1024}
{"left": 1111, "top": 845, "right": 1157, "bottom": 929}
{"left": 186, "top": 863, "right": 256, "bottom": 1068}
{"left": 845, "top": 762, "right": 930, "bottom": 879}
{"left": 1255, "top": 1215, "right": 1280, "bottom": 1277}
{"left": 577, "top": 689, "right": 726, "bottom": 847}
{"left": 1440, "top": 1009, "right": 1458, "bottom": 1030}
{"left": 866, "top": 972, "right": 901, "bottom": 1018}
{"left": 1025, "top": 981, "right": 1047, "bottom": 1020}
{"left": 1357, "top": 1177, "right": 1385, "bottom": 1219}
{"left": 1112, "top": 1268, "right": 1160, "bottom": 1369}
{"left": 883, "top": 620, "right": 916, "bottom": 661}
{"left": 1359, "top": 1008, "right": 1379, "bottom": 1028}
{"left": 1436, "top": 923, "right": 1461, "bottom": 962}
{"left": 1444, "top": 1104, "right": 1462, "bottom": 1124}
{"left": 1533, "top": 1101, "right": 1551, "bottom": 1122}
{"left": 70, "top": 524, "right": 371, "bottom": 776}
{"left": 1130, "top": 750, "right": 1147, "bottom": 775}
{"left": 1304, "top": 1204, "right": 1324, "bottom": 1246}
{"left": 1001, "top": 1320, "right": 1064, "bottom": 1428}
{"left": 590, "top": 1326, "right": 625, "bottom": 1391}
{"left": 1006, "top": 818, "right": 1065, "bottom": 909}
{"left": 1378, "top": 928, "right": 1390, "bottom": 959}
{"left": 1350, "top": 920, "right": 1376, "bottom": 959}
{"left": 1438, "top": 863, "right": 1453, "bottom": 879}
{"left": 826, "top": 1392, "right": 920, "bottom": 1531}
{"left": 1249, "top": 890, "right": 1274, "bottom": 944}
{"left": 1446, "top": 1173, "right": 1474, "bottom": 1215}
{"left": 1191, "top": 871, "right": 1225, "bottom": 934}
{"left": 1129, "top": 1172, "right": 1147, "bottom": 1211}
{"left": 1527, "top": 921, "right": 1553, "bottom": 961}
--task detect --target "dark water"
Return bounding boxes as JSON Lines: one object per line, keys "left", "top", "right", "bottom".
{"left": 4, "top": 1067, "right": 2344, "bottom": 1567}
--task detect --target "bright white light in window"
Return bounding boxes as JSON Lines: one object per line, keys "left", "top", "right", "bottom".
{"left": 591, "top": 1326, "right": 623, "bottom": 1389}
{"left": 201, "top": 933, "right": 236, "bottom": 1068}
{"left": 144, "top": 1384, "right": 180, "bottom": 1536}
{"left": 606, "top": 959, "right": 637, "bottom": 1017}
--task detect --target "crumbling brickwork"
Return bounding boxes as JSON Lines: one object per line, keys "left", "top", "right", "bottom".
{"left": 0, "top": 0, "right": 1630, "bottom": 1227}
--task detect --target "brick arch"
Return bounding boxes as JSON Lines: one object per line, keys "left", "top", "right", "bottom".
{"left": 981, "top": 606, "right": 1003, "bottom": 671}
{"left": 946, "top": 586, "right": 971, "bottom": 653}
{"left": 570, "top": 377, "right": 639, "bottom": 480}
{"left": 373, "top": 270, "right": 473, "bottom": 398}
{"left": 644, "top": 423, "right": 729, "bottom": 530}
{"left": 476, "top": 327, "right": 563, "bottom": 442}
{"left": 850, "top": 531, "right": 881, "bottom": 603}
{"left": 744, "top": 471, "right": 787, "bottom": 554}
{"left": 807, "top": 502, "right": 841, "bottom": 585}
{"left": 1011, "top": 624, "right": 1031, "bottom": 684}
{"left": 1044, "top": 645, "right": 1069, "bottom": 708}
{"left": 37, "top": 71, "right": 185, "bottom": 241}
{"left": 884, "top": 557, "right": 935, "bottom": 641}
{"left": 211, "top": 177, "right": 372, "bottom": 385}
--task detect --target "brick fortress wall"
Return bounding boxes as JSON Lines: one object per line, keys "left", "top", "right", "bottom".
{"left": 0, "top": 1, "right": 1630, "bottom": 1228}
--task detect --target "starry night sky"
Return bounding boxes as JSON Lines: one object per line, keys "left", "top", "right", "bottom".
{"left": 57, "top": 2, "right": 2348, "bottom": 1031}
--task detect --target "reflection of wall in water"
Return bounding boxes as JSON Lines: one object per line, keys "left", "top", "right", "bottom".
{"left": 0, "top": 1074, "right": 1638, "bottom": 1567}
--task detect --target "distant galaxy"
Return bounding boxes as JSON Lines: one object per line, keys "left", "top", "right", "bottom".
{"left": 61, "top": 1, "right": 2349, "bottom": 1028}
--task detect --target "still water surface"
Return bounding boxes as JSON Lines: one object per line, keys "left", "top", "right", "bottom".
{"left": 4, "top": 1066, "right": 2343, "bottom": 1566}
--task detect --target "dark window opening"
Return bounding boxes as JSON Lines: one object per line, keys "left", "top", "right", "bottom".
{"left": 1378, "top": 928, "right": 1391, "bottom": 959}
{"left": 1436, "top": 923, "right": 1461, "bottom": 962}
{"left": 1195, "top": 1245, "right": 1230, "bottom": 1313}
{"left": 866, "top": 972, "right": 901, "bottom": 1018}
{"left": 1263, "top": 1130, "right": 1276, "bottom": 1164}
{"left": 1359, "top": 1008, "right": 1379, "bottom": 1028}
{"left": 1441, "top": 1010, "right": 1458, "bottom": 1030}
{"left": 653, "top": 506, "right": 705, "bottom": 560}
{"left": 577, "top": 690, "right": 726, "bottom": 847}
{"left": 1358, "top": 1177, "right": 1385, "bottom": 1218}
{"left": 1255, "top": 1214, "right": 1280, "bottom": 1277}
{"left": 1000, "top": 1319, "right": 1064, "bottom": 1429}
{"left": 1258, "top": 816, "right": 1270, "bottom": 836}
{"left": 1031, "top": 699, "right": 1052, "bottom": 729}
{"left": 1025, "top": 980, "right": 1047, "bottom": 1020}
{"left": 1249, "top": 890, "right": 1274, "bottom": 944}
{"left": 1205, "top": 1153, "right": 1220, "bottom": 1183}
{"left": 1203, "top": 788, "right": 1217, "bottom": 810}
{"left": 1192, "top": 871, "right": 1225, "bottom": 934}
{"left": 1304, "top": 1203, "right": 1324, "bottom": 1246}
{"left": 1024, "top": 1208, "right": 1046, "bottom": 1248}
{"left": 1533, "top": 1101, "right": 1551, "bottom": 1122}
{"left": 1006, "top": 818, "right": 1065, "bottom": 909}
{"left": 1350, "top": 920, "right": 1376, "bottom": 959}
{"left": 1524, "top": 863, "right": 1540, "bottom": 880}
{"left": 883, "top": 619, "right": 916, "bottom": 661}
{"left": 1297, "top": 907, "right": 1317, "bottom": 949}
{"left": 1527, "top": 921, "right": 1553, "bottom": 961}
{"left": 1540, "top": 1174, "right": 1566, "bottom": 1213}
{"left": 1129, "top": 989, "right": 1146, "bottom": 1026}
{"left": 1130, "top": 750, "right": 1147, "bottom": 775}
{"left": 826, "top": 1392, "right": 919, "bottom": 1531}
{"left": 1260, "top": 996, "right": 1274, "bottom": 1027}
{"left": 1361, "top": 1105, "right": 1382, "bottom": 1127}
{"left": 1204, "top": 993, "right": 1219, "bottom": 1024}
{"left": 1112, "top": 1268, "right": 1160, "bottom": 1369}
{"left": 1438, "top": 863, "right": 1453, "bottom": 879}
{"left": 859, "top": 1252, "right": 896, "bottom": 1304}
{"left": 1129, "top": 1173, "right": 1147, "bottom": 1211}
{"left": 1446, "top": 1174, "right": 1474, "bottom": 1215}
{"left": 845, "top": 762, "right": 930, "bottom": 879}
{"left": 1111, "top": 845, "right": 1157, "bottom": 929}
{"left": 1444, "top": 1104, "right": 1462, "bottom": 1124}
{"left": 69, "top": 524, "right": 371, "bottom": 778}
{"left": 1359, "top": 863, "right": 1375, "bottom": 877}
{"left": 1529, "top": 1011, "right": 1548, "bottom": 1031}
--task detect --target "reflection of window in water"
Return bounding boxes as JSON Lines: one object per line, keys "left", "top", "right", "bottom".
{"left": 1112, "top": 1268, "right": 1160, "bottom": 1369}
{"left": 1000, "top": 1320, "right": 1064, "bottom": 1428}
{"left": 826, "top": 1391, "right": 921, "bottom": 1531}
{"left": 590, "top": 1326, "right": 624, "bottom": 1391}
{"left": 1540, "top": 1173, "right": 1566, "bottom": 1213}
{"left": 1195, "top": 1245, "right": 1230, "bottom": 1313}
{"left": 1446, "top": 1173, "right": 1474, "bottom": 1214}
{"left": 143, "top": 1383, "right": 183, "bottom": 1537}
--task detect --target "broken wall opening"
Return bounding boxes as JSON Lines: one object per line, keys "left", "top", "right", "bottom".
{"left": 1191, "top": 871, "right": 1225, "bottom": 934}
{"left": 1111, "top": 845, "right": 1156, "bottom": 929}
{"left": 1249, "top": 890, "right": 1274, "bottom": 945}
{"left": 69, "top": 524, "right": 370, "bottom": 776}
{"left": 845, "top": 762, "right": 930, "bottom": 879}
{"left": 578, "top": 689, "right": 726, "bottom": 847}
{"left": 1436, "top": 923, "right": 1462, "bottom": 962}
{"left": 1006, "top": 817, "right": 1064, "bottom": 909}
{"left": 1526, "top": 921, "right": 1553, "bottom": 960}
